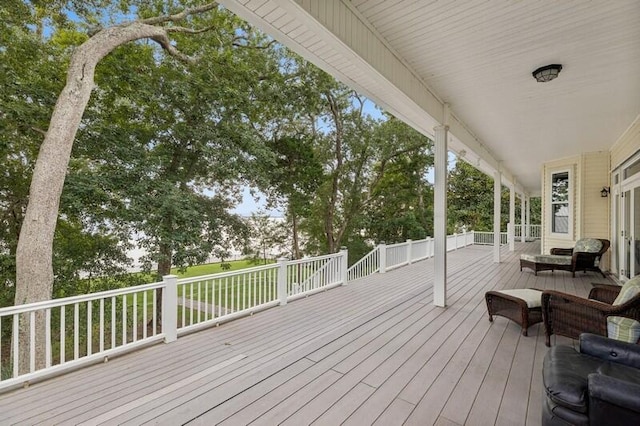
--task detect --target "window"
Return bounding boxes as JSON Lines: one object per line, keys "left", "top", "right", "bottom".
{"left": 551, "top": 171, "right": 570, "bottom": 234}
{"left": 624, "top": 158, "right": 640, "bottom": 180}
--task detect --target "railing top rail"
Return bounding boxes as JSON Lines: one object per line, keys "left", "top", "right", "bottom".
{"left": 385, "top": 241, "right": 409, "bottom": 249}
{"left": 0, "top": 281, "right": 164, "bottom": 316}
{"left": 287, "top": 252, "right": 342, "bottom": 266}
{"left": 385, "top": 237, "right": 433, "bottom": 249}
{"left": 177, "top": 262, "right": 279, "bottom": 284}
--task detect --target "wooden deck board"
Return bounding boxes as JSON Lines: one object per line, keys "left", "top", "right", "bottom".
{"left": 311, "top": 382, "right": 376, "bottom": 426}
{"left": 0, "top": 241, "right": 616, "bottom": 425}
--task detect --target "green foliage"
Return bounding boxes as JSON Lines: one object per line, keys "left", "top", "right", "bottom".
{"left": 447, "top": 160, "right": 531, "bottom": 233}
{"left": 364, "top": 117, "right": 434, "bottom": 243}
{"left": 66, "top": 6, "right": 281, "bottom": 278}
{"left": 244, "top": 214, "right": 289, "bottom": 264}
{"left": 0, "top": 0, "right": 545, "bottom": 315}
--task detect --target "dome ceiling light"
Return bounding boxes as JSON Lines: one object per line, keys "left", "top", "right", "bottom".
{"left": 532, "top": 64, "right": 563, "bottom": 82}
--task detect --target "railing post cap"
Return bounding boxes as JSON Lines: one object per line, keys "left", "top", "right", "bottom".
{"left": 340, "top": 246, "right": 348, "bottom": 251}
{"left": 277, "top": 257, "right": 287, "bottom": 263}
{"left": 163, "top": 274, "right": 178, "bottom": 280}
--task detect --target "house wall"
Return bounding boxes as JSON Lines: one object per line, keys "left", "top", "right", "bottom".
{"left": 541, "top": 152, "right": 611, "bottom": 269}
{"left": 542, "top": 156, "right": 579, "bottom": 254}
{"left": 611, "top": 115, "right": 640, "bottom": 170}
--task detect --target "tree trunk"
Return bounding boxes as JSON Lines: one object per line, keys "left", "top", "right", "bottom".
{"left": 14, "top": 22, "right": 192, "bottom": 374}
{"left": 324, "top": 92, "right": 343, "bottom": 254}
{"left": 155, "top": 241, "right": 172, "bottom": 328}
{"left": 291, "top": 212, "right": 300, "bottom": 260}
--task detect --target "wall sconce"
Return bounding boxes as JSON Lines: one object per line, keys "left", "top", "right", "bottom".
{"left": 600, "top": 187, "right": 610, "bottom": 197}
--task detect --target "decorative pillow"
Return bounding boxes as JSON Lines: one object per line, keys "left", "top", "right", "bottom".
{"left": 612, "top": 275, "right": 640, "bottom": 306}
{"left": 574, "top": 238, "right": 603, "bottom": 253}
{"left": 607, "top": 316, "right": 640, "bottom": 343}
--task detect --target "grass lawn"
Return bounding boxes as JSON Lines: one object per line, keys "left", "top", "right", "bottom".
{"left": 170, "top": 259, "right": 272, "bottom": 278}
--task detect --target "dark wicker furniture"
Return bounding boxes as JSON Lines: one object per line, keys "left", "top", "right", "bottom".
{"left": 520, "top": 255, "right": 573, "bottom": 276}
{"left": 549, "top": 238, "right": 610, "bottom": 278}
{"left": 541, "top": 284, "right": 640, "bottom": 346}
{"left": 485, "top": 289, "right": 543, "bottom": 336}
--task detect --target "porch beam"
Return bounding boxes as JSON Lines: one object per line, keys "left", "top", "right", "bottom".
{"left": 494, "top": 170, "right": 502, "bottom": 263}
{"left": 433, "top": 125, "right": 448, "bottom": 307}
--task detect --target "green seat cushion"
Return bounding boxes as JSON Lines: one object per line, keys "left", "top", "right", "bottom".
{"left": 520, "top": 254, "right": 572, "bottom": 266}
{"left": 574, "top": 238, "right": 603, "bottom": 253}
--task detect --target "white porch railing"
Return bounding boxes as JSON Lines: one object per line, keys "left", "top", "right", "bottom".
{"left": 347, "top": 246, "right": 380, "bottom": 281}
{"left": 0, "top": 252, "right": 347, "bottom": 391}
{"left": 0, "top": 227, "right": 533, "bottom": 391}
{"left": 176, "top": 263, "right": 280, "bottom": 336}
{"left": 514, "top": 224, "right": 542, "bottom": 239}
{"left": 0, "top": 282, "right": 165, "bottom": 392}
{"left": 472, "top": 231, "right": 508, "bottom": 245}
{"left": 285, "top": 251, "right": 347, "bottom": 301}
{"left": 348, "top": 232, "right": 475, "bottom": 279}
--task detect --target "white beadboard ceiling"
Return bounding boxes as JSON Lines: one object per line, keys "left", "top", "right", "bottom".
{"left": 223, "top": 0, "right": 640, "bottom": 195}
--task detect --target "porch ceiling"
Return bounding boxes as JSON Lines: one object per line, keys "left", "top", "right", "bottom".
{"left": 221, "top": 0, "right": 640, "bottom": 195}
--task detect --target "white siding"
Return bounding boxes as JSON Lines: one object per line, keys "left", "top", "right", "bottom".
{"left": 541, "top": 152, "right": 611, "bottom": 269}
{"left": 611, "top": 114, "right": 640, "bottom": 170}
{"left": 580, "top": 152, "right": 611, "bottom": 269}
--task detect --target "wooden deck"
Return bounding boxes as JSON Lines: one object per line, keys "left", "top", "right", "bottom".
{"left": 0, "top": 242, "right": 614, "bottom": 425}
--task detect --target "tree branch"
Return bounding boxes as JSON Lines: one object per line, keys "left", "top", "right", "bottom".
{"left": 139, "top": 2, "right": 219, "bottom": 26}
{"left": 232, "top": 37, "right": 278, "bottom": 50}
{"left": 30, "top": 126, "right": 47, "bottom": 137}
{"left": 150, "top": 34, "right": 197, "bottom": 64}
{"left": 166, "top": 25, "right": 215, "bottom": 35}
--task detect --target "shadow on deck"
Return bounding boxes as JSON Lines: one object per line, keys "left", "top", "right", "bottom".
{"left": 0, "top": 241, "right": 614, "bottom": 425}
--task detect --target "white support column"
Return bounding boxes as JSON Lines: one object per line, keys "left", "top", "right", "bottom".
{"left": 277, "top": 258, "right": 288, "bottom": 305}
{"left": 434, "top": 125, "right": 448, "bottom": 307}
{"left": 162, "top": 275, "right": 178, "bottom": 343}
{"left": 526, "top": 196, "right": 531, "bottom": 238}
{"left": 340, "top": 247, "right": 348, "bottom": 285}
{"left": 509, "top": 185, "right": 515, "bottom": 251}
{"left": 493, "top": 171, "right": 502, "bottom": 263}
{"left": 520, "top": 193, "right": 526, "bottom": 243}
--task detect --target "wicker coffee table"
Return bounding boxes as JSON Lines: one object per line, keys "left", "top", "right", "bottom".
{"left": 485, "top": 289, "right": 543, "bottom": 336}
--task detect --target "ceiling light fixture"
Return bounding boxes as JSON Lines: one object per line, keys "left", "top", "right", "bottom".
{"left": 532, "top": 64, "right": 563, "bottom": 82}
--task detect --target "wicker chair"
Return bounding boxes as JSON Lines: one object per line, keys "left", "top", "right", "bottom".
{"left": 541, "top": 283, "right": 640, "bottom": 346}
{"left": 549, "top": 238, "right": 610, "bottom": 278}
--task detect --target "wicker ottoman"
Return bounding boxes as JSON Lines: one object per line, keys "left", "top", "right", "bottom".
{"left": 520, "top": 253, "right": 573, "bottom": 276}
{"left": 485, "top": 289, "right": 543, "bottom": 336}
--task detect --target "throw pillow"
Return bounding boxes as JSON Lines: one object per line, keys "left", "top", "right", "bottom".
{"left": 574, "top": 238, "right": 603, "bottom": 253}
{"left": 612, "top": 275, "right": 640, "bottom": 306}
{"left": 607, "top": 316, "right": 640, "bottom": 343}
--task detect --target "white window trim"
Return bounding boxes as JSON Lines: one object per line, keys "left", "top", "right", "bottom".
{"left": 548, "top": 167, "right": 574, "bottom": 240}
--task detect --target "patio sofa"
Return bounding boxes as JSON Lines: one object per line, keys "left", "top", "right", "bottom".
{"left": 542, "top": 333, "right": 640, "bottom": 425}
{"left": 520, "top": 238, "right": 609, "bottom": 277}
